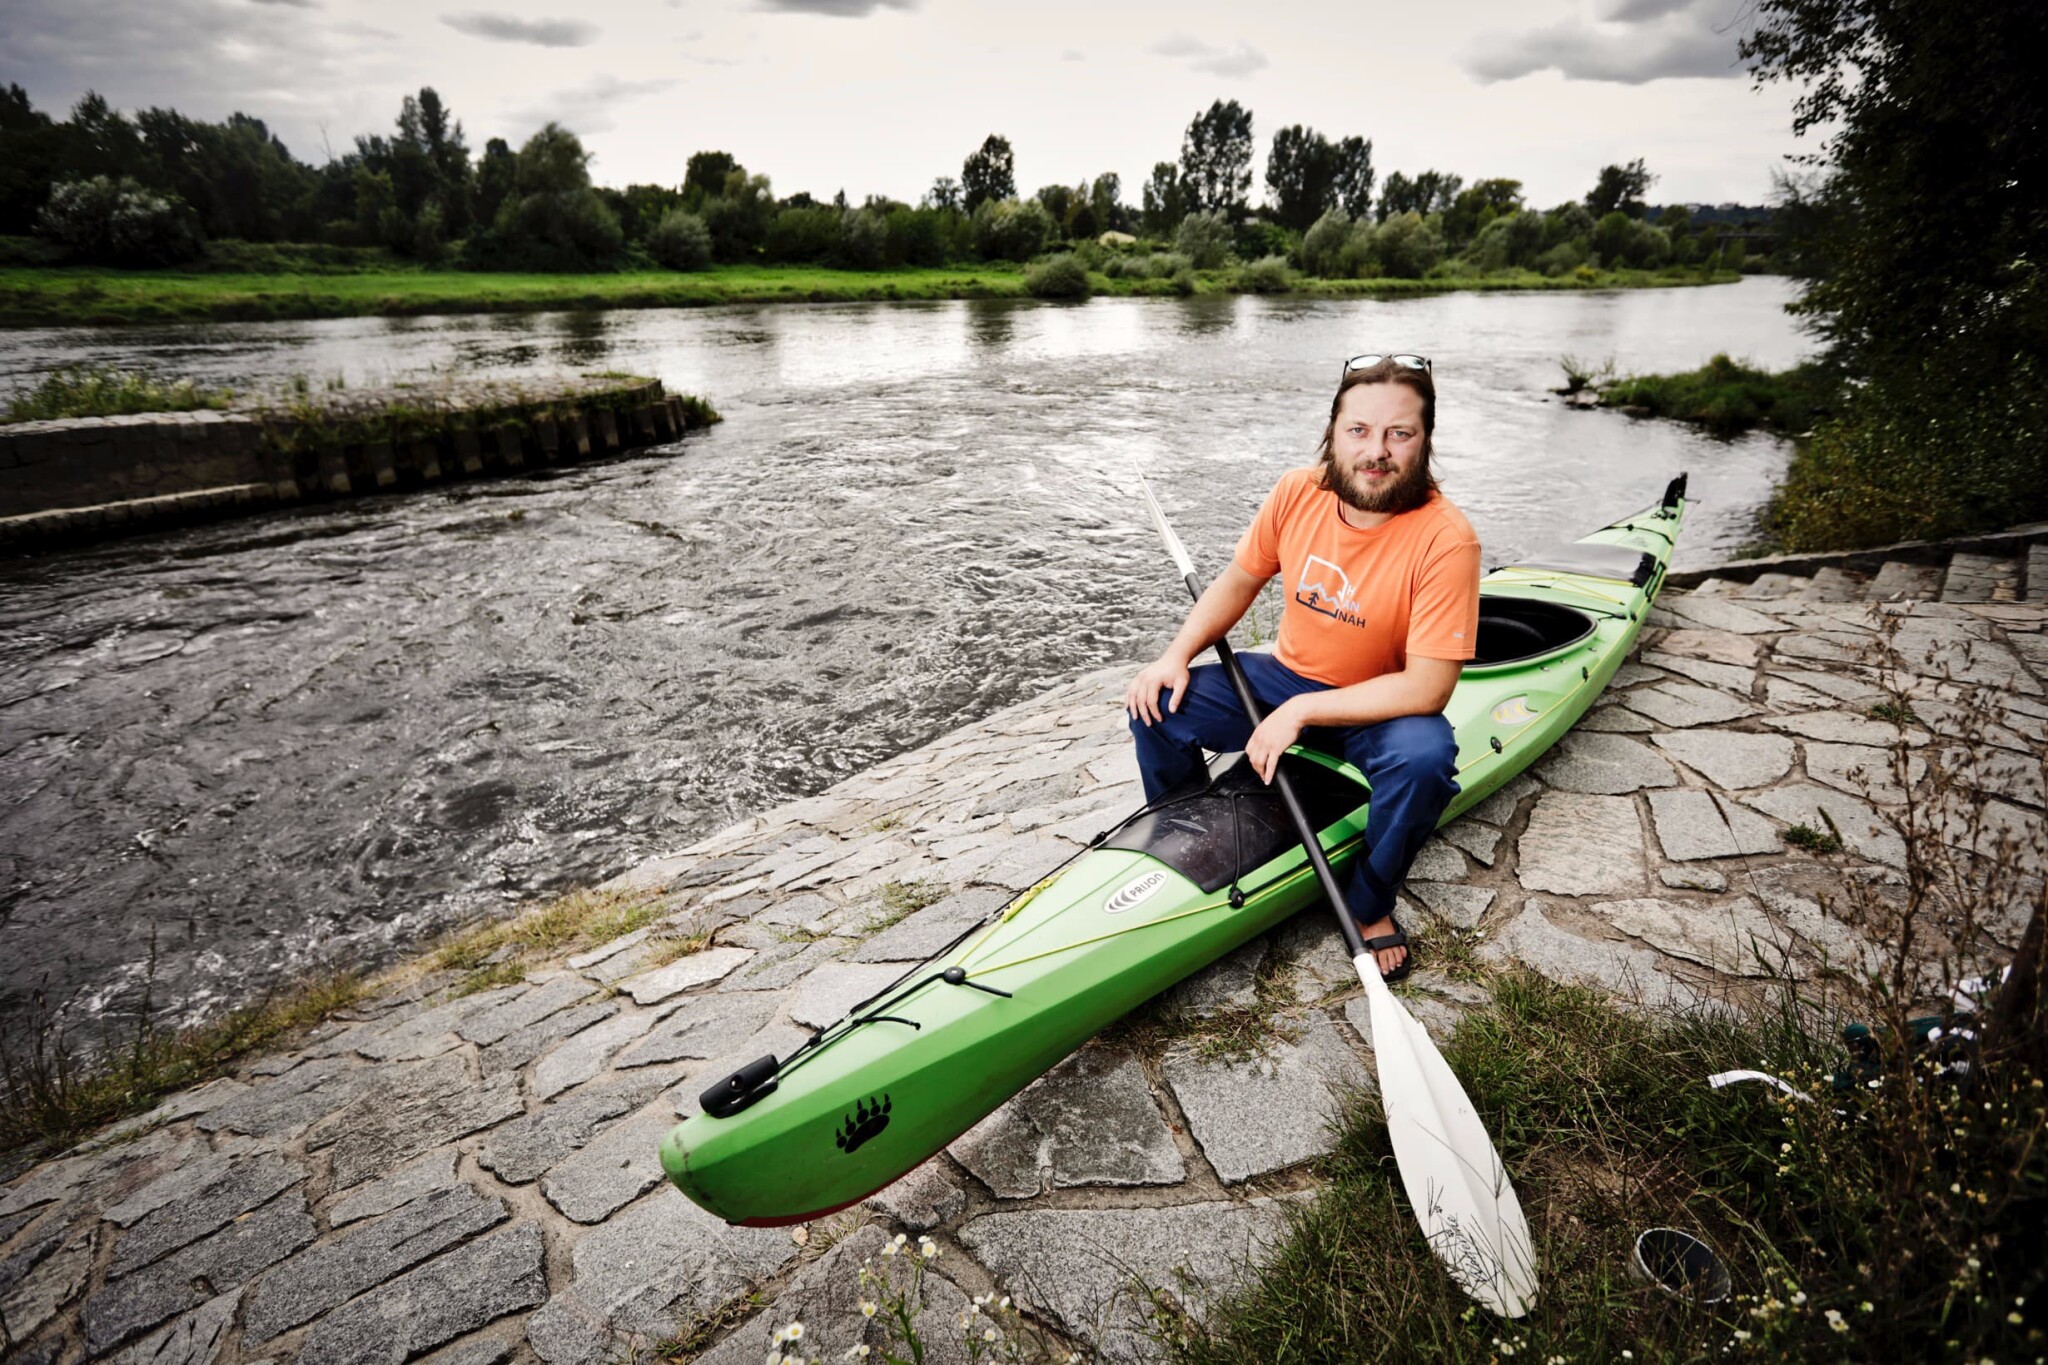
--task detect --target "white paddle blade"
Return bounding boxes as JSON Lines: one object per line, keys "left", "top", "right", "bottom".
{"left": 1137, "top": 476, "right": 1198, "bottom": 583}
{"left": 1354, "top": 953, "right": 1539, "bottom": 1317}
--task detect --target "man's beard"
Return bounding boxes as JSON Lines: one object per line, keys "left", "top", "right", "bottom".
{"left": 1328, "top": 451, "right": 1433, "bottom": 516}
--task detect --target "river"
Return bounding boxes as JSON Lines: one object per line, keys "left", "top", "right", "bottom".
{"left": 0, "top": 278, "right": 1813, "bottom": 1036}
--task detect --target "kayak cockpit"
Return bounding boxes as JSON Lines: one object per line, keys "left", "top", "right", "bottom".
{"left": 1464, "top": 595, "right": 1599, "bottom": 672}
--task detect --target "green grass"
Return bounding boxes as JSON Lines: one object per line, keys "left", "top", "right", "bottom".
{"left": 3, "top": 363, "right": 232, "bottom": 423}
{"left": 1596, "top": 354, "right": 1842, "bottom": 438}
{"left": 1784, "top": 823, "right": 1845, "bottom": 854}
{"left": 0, "top": 258, "right": 1740, "bottom": 328}
{"left": 1156, "top": 970, "right": 2047, "bottom": 1364}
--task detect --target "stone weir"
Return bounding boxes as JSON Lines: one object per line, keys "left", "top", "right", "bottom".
{"left": 0, "top": 544, "right": 2042, "bottom": 1365}
{"left": 0, "top": 375, "right": 715, "bottom": 551}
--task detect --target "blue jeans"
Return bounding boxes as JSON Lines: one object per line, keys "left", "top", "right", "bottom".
{"left": 1128, "top": 653, "right": 1458, "bottom": 924}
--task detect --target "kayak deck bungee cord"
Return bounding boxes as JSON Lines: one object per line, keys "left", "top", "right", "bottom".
{"left": 660, "top": 474, "right": 1688, "bottom": 1227}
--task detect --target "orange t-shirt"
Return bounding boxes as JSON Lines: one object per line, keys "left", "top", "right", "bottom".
{"left": 1232, "top": 468, "right": 1481, "bottom": 686}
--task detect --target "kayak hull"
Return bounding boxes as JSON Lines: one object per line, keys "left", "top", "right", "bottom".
{"left": 662, "top": 485, "right": 1685, "bottom": 1225}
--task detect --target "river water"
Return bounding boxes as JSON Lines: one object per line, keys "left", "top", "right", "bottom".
{"left": 0, "top": 278, "right": 1812, "bottom": 1036}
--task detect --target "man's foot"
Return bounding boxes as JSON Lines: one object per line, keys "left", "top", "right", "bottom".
{"left": 1355, "top": 912, "right": 1413, "bottom": 983}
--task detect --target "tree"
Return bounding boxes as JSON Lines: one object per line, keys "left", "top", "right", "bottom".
{"left": 1332, "top": 136, "right": 1374, "bottom": 220}
{"left": 1443, "top": 177, "right": 1523, "bottom": 247}
{"left": 515, "top": 122, "right": 591, "bottom": 196}
{"left": 1179, "top": 99, "right": 1253, "bottom": 222}
{"left": 927, "top": 176, "right": 960, "bottom": 211}
{"left": 961, "top": 134, "right": 1014, "bottom": 212}
{"left": 1088, "top": 172, "right": 1121, "bottom": 233}
{"left": 684, "top": 151, "right": 738, "bottom": 202}
{"left": 1141, "top": 162, "right": 1187, "bottom": 236}
{"left": 1035, "top": 183, "right": 1074, "bottom": 230}
{"left": 1377, "top": 169, "right": 1461, "bottom": 220}
{"left": 475, "top": 137, "right": 516, "bottom": 225}
{"left": 1586, "top": 159, "right": 1654, "bottom": 217}
{"left": 1173, "top": 209, "right": 1233, "bottom": 269}
{"left": 1740, "top": 0, "right": 2048, "bottom": 544}
{"left": 1264, "top": 125, "right": 1336, "bottom": 232}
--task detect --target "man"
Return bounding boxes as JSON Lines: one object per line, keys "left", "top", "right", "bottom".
{"left": 1123, "top": 354, "right": 1481, "bottom": 981}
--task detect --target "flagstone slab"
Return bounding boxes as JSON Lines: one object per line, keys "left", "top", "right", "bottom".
{"left": 1516, "top": 792, "right": 1646, "bottom": 896}
{"left": 1581, "top": 705, "right": 1655, "bottom": 733}
{"left": 540, "top": 1103, "right": 679, "bottom": 1224}
{"left": 1475, "top": 900, "right": 1705, "bottom": 1013}
{"left": 534, "top": 1005, "right": 673, "bottom": 1098}
{"left": 1646, "top": 789, "right": 1780, "bottom": 862}
{"left": 530, "top": 1190, "right": 794, "bottom": 1343}
{"left": 1533, "top": 732, "right": 1678, "bottom": 795}
{"left": 1409, "top": 882, "right": 1496, "bottom": 929}
{"left": 1161, "top": 937, "right": 1267, "bottom": 1016}
{"left": 1466, "top": 774, "right": 1539, "bottom": 826}
{"left": 86, "top": 1194, "right": 313, "bottom": 1354}
{"left": 1762, "top": 711, "right": 1924, "bottom": 746}
{"left": 1743, "top": 784, "right": 1907, "bottom": 868}
{"left": 1807, "top": 741, "right": 1923, "bottom": 803}
{"left": 846, "top": 887, "right": 1010, "bottom": 963}
{"left": 1746, "top": 865, "right": 1888, "bottom": 976}
{"left": 616, "top": 991, "right": 782, "bottom": 1069}
{"left": 1656, "top": 628, "right": 1761, "bottom": 667}
{"left": 1163, "top": 1014, "right": 1372, "bottom": 1183}
{"left": 1775, "top": 631, "right": 1877, "bottom": 666}
{"left": 195, "top": 1056, "right": 363, "bottom": 1139}
{"left": 480, "top": 998, "right": 622, "bottom": 1079}
{"left": 296, "top": 1223, "right": 547, "bottom": 1365}
{"left": 109, "top": 1150, "right": 307, "bottom": 1277}
{"left": 1442, "top": 821, "right": 1502, "bottom": 865}
{"left": 789, "top": 962, "right": 913, "bottom": 1029}
{"left": 328, "top": 1151, "right": 461, "bottom": 1226}
{"left": 1638, "top": 652, "right": 1757, "bottom": 695}
{"left": 244, "top": 1185, "right": 509, "bottom": 1344}
{"left": 1, "top": 1223, "right": 92, "bottom": 1345}
{"left": 958, "top": 1196, "right": 1300, "bottom": 1363}
{"left": 111, "top": 1287, "right": 240, "bottom": 1365}
{"left": 1655, "top": 595, "right": 1786, "bottom": 635}
{"left": 1624, "top": 684, "right": 1756, "bottom": 730}
{"left": 311, "top": 1055, "right": 525, "bottom": 1191}
{"left": 457, "top": 975, "right": 600, "bottom": 1045}
{"left": 1599, "top": 895, "right": 1785, "bottom": 976}
{"left": 618, "top": 947, "right": 754, "bottom": 1005}
{"left": 1661, "top": 865, "right": 1729, "bottom": 892}
{"left": 863, "top": 1160, "right": 968, "bottom": 1233}
{"left": 477, "top": 1071, "right": 679, "bottom": 1185}
{"left": 950, "top": 1047, "right": 1182, "bottom": 1197}
{"left": 1650, "top": 730, "right": 1795, "bottom": 790}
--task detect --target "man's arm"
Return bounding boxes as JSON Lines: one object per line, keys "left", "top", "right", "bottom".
{"left": 1123, "top": 562, "right": 1269, "bottom": 724}
{"left": 1242, "top": 656, "right": 1462, "bottom": 783}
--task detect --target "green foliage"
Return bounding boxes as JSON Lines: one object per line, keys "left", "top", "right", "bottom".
{"left": 839, "top": 206, "right": 887, "bottom": 269}
{"left": 764, "top": 205, "right": 840, "bottom": 264}
{"left": 647, "top": 209, "right": 712, "bottom": 271}
{"left": 1378, "top": 169, "right": 1461, "bottom": 220}
{"left": 1173, "top": 209, "right": 1233, "bottom": 269}
{"left": 3, "top": 364, "right": 230, "bottom": 423}
{"left": 960, "top": 133, "right": 1015, "bottom": 212}
{"left": 1235, "top": 254, "right": 1295, "bottom": 293}
{"left": 971, "top": 197, "right": 1053, "bottom": 263}
{"left": 1299, "top": 209, "right": 1352, "bottom": 277}
{"left": 684, "top": 150, "right": 739, "bottom": 201}
{"left": 1742, "top": 0, "right": 2048, "bottom": 547}
{"left": 36, "top": 175, "right": 203, "bottom": 265}
{"left": 1368, "top": 210, "right": 1445, "bottom": 278}
{"left": 1023, "top": 251, "right": 1091, "bottom": 299}
{"left": 1179, "top": 99, "right": 1254, "bottom": 221}
{"left": 1599, "top": 354, "right": 1840, "bottom": 437}
{"left": 1587, "top": 157, "right": 1655, "bottom": 217}
{"left": 1442, "top": 177, "right": 1523, "bottom": 247}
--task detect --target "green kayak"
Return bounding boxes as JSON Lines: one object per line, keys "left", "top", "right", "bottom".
{"left": 661, "top": 475, "right": 1687, "bottom": 1226}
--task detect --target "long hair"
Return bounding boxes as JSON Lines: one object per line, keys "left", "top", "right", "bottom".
{"left": 1315, "top": 360, "right": 1440, "bottom": 496}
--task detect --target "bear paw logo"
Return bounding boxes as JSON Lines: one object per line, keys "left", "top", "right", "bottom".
{"left": 836, "top": 1095, "right": 891, "bottom": 1154}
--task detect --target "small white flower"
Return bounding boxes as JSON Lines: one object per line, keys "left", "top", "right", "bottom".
{"left": 1825, "top": 1309, "right": 1848, "bottom": 1333}
{"left": 1731, "top": 1329, "right": 1751, "bottom": 1341}
{"left": 1791, "top": 1291, "right": 1807, "bottom": 1306}
{"left": 983, "top": 1327, "right": 1000, "bottom": 1343}
{"left": 958, "top": 1310, "right": 974, "bottom": 1330}
{"left": 859, "top": 1299, "right": 877, "bottom": 1319}
{"left": 845, "top": 1347, "right": 871, "bottom": 1361}
{"left": 997, "top": 1296, "right": 1011, "bottom": 1310}
{"left": 1860, "top": 1301, "right": 1874, "bottom": 1313}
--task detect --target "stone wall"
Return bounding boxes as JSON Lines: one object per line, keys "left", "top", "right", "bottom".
{"left": 0, "top": 377, "right": 708, "bottom": 550}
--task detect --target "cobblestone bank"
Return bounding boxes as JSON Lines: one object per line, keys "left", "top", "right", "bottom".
{"left": 1, "top": 548, "right": 2041, "bottom": 1364}
{"left": 0, "top": 376, "right": 711, "bottom": 550}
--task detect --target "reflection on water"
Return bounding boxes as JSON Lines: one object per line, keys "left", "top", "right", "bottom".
{"left": 0, "top": 280, "right": 1811, "bottom": 1034}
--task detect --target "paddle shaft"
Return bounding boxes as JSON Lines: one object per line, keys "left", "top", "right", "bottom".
{"left": 1169, "top": 568, "right": 1371, "bottom": 962}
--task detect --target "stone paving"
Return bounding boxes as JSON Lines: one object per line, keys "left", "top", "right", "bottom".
{"left": 2, "top": 548, "right": 2043, "bottom": 1365}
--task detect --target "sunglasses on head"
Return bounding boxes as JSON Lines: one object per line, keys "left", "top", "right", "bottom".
{"left": 1341, "top": 353, "right": 1432, "bottom": 377}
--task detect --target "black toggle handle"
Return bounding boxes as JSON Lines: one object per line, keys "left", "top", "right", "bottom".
{"left": 700, "top": 1053, "right": 780, "bottom": 1119}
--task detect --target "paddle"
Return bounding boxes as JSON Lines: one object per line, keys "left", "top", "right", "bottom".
{"left": 1137, "top": 476, "right": 1539, "bottom": 1318}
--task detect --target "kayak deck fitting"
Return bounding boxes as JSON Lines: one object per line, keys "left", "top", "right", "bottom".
{"left": 662, "top": 475, "right": 1688, "bottom": 1227}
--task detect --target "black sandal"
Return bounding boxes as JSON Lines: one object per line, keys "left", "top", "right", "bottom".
{"left": 1360, "top": 918, "right": 1415, "bottom": 985}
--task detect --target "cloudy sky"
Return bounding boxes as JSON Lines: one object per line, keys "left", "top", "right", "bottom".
{"left": 1, "top": 0, "right": 1800, "bottom": 209}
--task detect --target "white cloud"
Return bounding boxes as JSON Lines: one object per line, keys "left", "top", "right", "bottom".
{"left": 503, "top": 74, "right": 674, "bottom": 140}
{"left": 1148, "top": 32, "right": 1269, "bottom": 79}
{"left": 440, "top": 12, "right": 600, "bottom": 46}
{"left": 1466, "top": 0, "right": 1752, "bottom": 84}
{"left": 754, "top": 0, "right": 917, "bottom": 14}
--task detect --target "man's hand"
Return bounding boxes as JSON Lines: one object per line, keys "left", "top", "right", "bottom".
{"left": 1124, "top": 656, "right": 1190, "bottom": 726}
{"left": 1245, "top": 697, "right": 1306, "bottom": 783}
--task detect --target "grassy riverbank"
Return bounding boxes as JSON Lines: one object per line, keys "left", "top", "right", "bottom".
{"left": 0, "top": 259, "right": 1738, "bottom": 328}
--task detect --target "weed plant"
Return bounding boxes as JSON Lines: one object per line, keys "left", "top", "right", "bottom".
{"left": 1596, "top": 354, "right": 1840, "bottom": 438}
{"left": 2, "top": 364, "right": 231, "bottom": 423}
{"left": 1153, "top": 617, "right": 2047, "bottom": 1363}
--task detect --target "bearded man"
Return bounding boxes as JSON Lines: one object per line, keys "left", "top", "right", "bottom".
{"left": 1124, "top": 354, "right": 1481, "bottom": 981}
